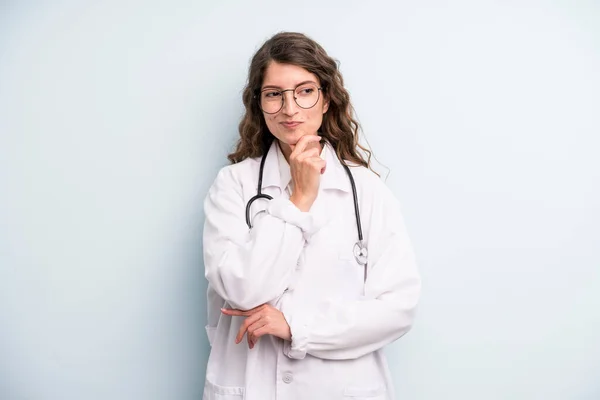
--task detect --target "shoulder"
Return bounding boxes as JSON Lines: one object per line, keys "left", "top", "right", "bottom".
{"left": 208, "top": 156, "right": 261, "bottom": 197}
{"left": 347, "top": 164, "right": 391, "bottom": 194}
{"left": 347, "top": 164, "right": 403, "bottom": 211}
{"left": 213, "top": 156, "right": 260, "bottom": 185}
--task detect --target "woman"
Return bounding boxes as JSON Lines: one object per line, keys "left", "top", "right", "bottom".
{"left": 202, "top": 32, "right": 420, "bottom": 400}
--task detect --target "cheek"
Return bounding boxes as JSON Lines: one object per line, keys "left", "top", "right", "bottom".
{"left": 264, "top": 115, "right": 278, "bottom": 131}
{"left": 307, "top": 109, "right": 324, "bottom": 126}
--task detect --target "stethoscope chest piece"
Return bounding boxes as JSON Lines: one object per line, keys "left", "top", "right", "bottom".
{"left": 353, "top": 241, "right": 368, "bottom": 266}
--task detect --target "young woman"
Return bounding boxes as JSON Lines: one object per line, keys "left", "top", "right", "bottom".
{"left": 202, "top": 32, "right": 421, "bottom": 400}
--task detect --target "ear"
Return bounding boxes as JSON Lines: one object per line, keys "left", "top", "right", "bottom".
{"left": 322, "top": 95, "right": 330, "bottom": 114}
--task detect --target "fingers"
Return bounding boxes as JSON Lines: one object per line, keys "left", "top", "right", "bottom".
{"left": 290, "top": 135, "right": 324, "bottom": 177}
{"left": 295, "top": 146, "right": 320, "bottom": 162}
{"left": 222, "top": 304, "right": 285, "bottom": 349}
{"left": 221, "top": 309, "right": 249, "bottom": 317}
{"left": 235, "top": 312, "right": 262, "bottom": 344}
{"left": 295, "top": 149, "right": 325, "bottom": 169}
{"left": 289, "top": 134, "right": 321, "bottom": 155}
{"left": 221, "top": 303, "right": 266, "bottom": 317}
{"left": 246, "top": 319, "right": 269, "bottom": 348}
{"left": 251, "top": 325, "right": 271, "bottom": 340}
{"left": 307, "top": 158, "right": 327, "bottom": 174}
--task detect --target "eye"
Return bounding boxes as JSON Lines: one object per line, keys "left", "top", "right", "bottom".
{"left": 264, "top": 91, "right": 282, "bottom": 98}
{"left": 296, "top": 85, "right": 318, "bottom": 97}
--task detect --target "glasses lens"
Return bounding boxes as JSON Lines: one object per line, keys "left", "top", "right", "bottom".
{"left": 295, "top": 84, "right": 319, "bottom": 109}
{"left": 260, "top": 90, "right": 283, "bottom": 114}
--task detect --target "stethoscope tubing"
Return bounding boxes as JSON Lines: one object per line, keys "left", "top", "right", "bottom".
{"left": 244, "top": 146, "right": 369, "bottom": 281}
{"left": 245, "top": 149, "right": 273, "bottom": 228}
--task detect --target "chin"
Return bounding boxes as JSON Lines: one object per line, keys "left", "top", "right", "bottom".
{"left": 277, "top": 131, "right": 303, "bottom": 145}
{"left": 294, "top": 130, "right": 317, "bottom": 141}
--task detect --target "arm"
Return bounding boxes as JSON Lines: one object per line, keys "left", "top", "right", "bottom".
{"left": 203, "top": 166, "right": 314, "bottom": 311}
{"left": 282, "top": 186, "right": 421, "bottom": 360}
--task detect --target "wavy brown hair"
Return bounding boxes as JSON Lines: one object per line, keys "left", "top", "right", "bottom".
{"left": 228, "top": 32, "right": 374, "bottom": 172}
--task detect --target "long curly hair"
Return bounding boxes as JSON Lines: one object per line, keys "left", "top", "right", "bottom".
{"left": 228, "top": 32, "right": 374, "bottom": 172}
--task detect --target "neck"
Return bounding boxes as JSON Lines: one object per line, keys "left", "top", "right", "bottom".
{"left": 278, "top": 141, "right": 293, "bottom": 163}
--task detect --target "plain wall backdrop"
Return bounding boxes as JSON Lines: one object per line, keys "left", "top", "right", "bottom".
{"left": 1, "top": 1, "right": 599, "bottom": 399}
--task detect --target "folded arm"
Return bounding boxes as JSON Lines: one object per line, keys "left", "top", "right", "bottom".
{"left": 203, "top": 167, "right": 314, "bottom": 310}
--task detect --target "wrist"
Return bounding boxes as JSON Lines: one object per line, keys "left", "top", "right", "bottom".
{"left": 290, "top": 193, "right": 314, "bottom": 212}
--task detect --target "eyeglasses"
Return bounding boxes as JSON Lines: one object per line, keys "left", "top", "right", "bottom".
{"left": 257, "top": 83, "right": 323, "bottom": 114}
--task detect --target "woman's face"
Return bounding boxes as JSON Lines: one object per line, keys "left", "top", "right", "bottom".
{"left": 260, "top": 62, "right": 329, "bottom": 148}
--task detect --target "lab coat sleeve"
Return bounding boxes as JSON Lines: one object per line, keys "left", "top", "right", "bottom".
{"left": 282, "top": 184, "right": 421, "bottom": 360}
{"left": 203, "top": 166, "right": 314, "bottom": 311}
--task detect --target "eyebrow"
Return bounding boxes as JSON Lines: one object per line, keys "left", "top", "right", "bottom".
{"left": 261, "top": 80, "right": 318, "bottom": 90}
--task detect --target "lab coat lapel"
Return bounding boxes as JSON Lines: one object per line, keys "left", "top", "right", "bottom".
{"left": 259, "top": 141, "right": 283, "bottom": 191}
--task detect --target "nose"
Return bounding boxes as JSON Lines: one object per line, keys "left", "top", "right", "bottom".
{"left": 281, "top": 91, "right": 298, "bottom": 116}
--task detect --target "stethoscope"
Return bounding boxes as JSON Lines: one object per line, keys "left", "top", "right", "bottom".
{"left": 245, "top": 146, "right": 369, "bottom": 282}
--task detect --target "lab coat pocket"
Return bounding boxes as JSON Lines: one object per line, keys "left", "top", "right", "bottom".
{"left": 343, "top": 384, "right": 386, "bottom": 399}
{"left": 203, "top": 379, "right": 245, "bottom": 400}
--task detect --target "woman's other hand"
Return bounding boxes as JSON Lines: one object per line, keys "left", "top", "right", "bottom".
{"left": 289, "top": 134, "right": 325, "bottom": 212}
{"left": 221, "top": 304, "right": 292, "bottom": 349}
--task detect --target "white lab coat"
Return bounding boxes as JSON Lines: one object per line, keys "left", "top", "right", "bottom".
{"left": 202, "top": 141, "right": 421, "bottom": 400}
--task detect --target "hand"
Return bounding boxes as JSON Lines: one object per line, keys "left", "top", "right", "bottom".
{"left": 221, "top": 304, "right": 291, "bottom": 349}
{"left": 289, "top": 135, "right": 326, "bottom": 212}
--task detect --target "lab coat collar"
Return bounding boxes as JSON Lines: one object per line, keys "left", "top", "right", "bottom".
{"left": 275, "top": 142, "right": 292, "bottom": 192}
{"left": 260, "top": 139, "right": 352, "bottom": 193}
{"left": 320, "top": 141, "right": 352, "bottom": 193}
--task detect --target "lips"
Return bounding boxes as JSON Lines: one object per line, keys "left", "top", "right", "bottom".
{"left": 281, "top": 121, "right": 302, "bottom": 128}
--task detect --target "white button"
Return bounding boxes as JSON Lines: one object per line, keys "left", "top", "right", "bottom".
{"left": 282, "top": 373, "right": 293, "bottom": 384}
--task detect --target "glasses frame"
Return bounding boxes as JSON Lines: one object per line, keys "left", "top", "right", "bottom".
{"left": 256, "top": 84, "right": 323, "bottom": 114}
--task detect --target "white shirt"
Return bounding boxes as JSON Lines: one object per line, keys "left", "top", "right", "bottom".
{"left": 202, "top": 141, "right": 421, "bottom": 400}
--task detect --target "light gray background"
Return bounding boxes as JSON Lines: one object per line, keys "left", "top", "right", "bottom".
{"left": 1, "top": 1, "right": 599, "bottom": 399}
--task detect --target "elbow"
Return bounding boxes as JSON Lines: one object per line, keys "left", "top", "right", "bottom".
{"left": 394, "top": 311, "right": 416, "bottom": 340}
{"left": 206, "top": 269, "right": 281, "bottom": 311}
{"left": 391, "top": 274, "right": 421, "bottom": 338}
{"left": 227, "top": 293, "right": 278, "bottom": 311}
{"left": 390, "top": 300, "right": 419, "bottom": 341}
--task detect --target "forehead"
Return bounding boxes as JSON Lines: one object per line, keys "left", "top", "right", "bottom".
{"left": 262, "top": 62, "right": 320, "bottom": 88}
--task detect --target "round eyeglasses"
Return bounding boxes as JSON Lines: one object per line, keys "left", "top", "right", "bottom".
{"left": 258, "top": 83, "right": 323, "bottom": 114}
